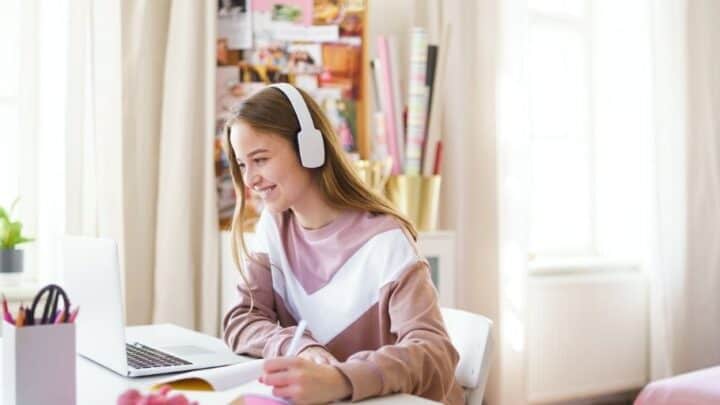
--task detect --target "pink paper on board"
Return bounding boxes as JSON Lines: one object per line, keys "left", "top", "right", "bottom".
{"left": 251, "top": 0, "right": 313, "bottom": 26}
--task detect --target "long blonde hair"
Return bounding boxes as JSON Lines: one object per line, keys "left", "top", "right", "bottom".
{"left": 223, "top": 85, "right": 416, "bottom": 291}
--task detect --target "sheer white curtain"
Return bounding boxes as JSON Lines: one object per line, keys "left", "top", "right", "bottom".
{"left": 646, "top": 0, "right": 687, "bottom": 380}
{"left": 647, "top": 0, "right": 720, "bottom": 379}
{"left": 65, "top": 0, "right": 220, "bottom": 334}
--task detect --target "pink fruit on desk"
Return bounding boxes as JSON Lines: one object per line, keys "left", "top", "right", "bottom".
{"left": 167, "top": 393, "right": 195, "bottom": 405}
{"left": 116, "top": 386, "right": 198, "bottom": 405}
{"left": 117, "top": 389, "right": 143, "bottom": 404}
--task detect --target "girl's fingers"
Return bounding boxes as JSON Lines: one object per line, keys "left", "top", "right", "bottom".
{"left": 272, "top": 385, "right": 299, "bottom": 400}
{"left": 264, "top": 357, "right": 301, "bottom": 373}
{"left": 262, "top": 370, "right": 293, "bottom": 387}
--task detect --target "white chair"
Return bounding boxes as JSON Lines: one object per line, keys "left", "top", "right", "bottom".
{"left": 441, "top": 307, "right": 494, "bottom": 405}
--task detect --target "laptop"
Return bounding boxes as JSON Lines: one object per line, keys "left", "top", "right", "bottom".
{"left": 61, "top": 236, "right": 245, "bottom": 377}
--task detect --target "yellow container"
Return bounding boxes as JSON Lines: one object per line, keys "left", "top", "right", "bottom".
{"left": 385, "top": 175, "right": 442, "bottom": 231}
{"left": 352, "top": 157, "right": 393, "bottom": 194}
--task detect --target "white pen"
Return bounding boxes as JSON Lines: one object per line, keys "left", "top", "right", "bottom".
{"left": 285, "top": 320, "right": 307, "bottom": 357}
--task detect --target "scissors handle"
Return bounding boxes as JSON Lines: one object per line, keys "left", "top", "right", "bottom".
{"left": 29, "top": 284, "right": 71, "bottom": 325}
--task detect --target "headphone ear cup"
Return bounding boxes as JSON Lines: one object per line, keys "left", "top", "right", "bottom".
{"left": 298, "top": 129, "right": 325, "bottom": 168}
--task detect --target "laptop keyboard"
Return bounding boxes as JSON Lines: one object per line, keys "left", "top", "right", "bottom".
{"left": 126, "top": 342, "right": 193, "bottom": 369}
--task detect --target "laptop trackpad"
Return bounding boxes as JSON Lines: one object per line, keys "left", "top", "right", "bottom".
{"left": 161, "top": 345, "right": 215, "bottom": 356}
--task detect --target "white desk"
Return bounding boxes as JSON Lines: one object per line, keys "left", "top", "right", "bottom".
{"left": 0, "top": 332, "right": 439, "bottom": 404}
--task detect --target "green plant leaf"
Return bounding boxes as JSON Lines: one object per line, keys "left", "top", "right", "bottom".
{"left": 9, "top": 221, "right": 22, "bottom": 246}
{"left": 0, "top": 199, "right": 32, "bottom": 249}
{"left": 0, "top": 217, "right": 10, "bottom": 247}
{"left": 15, "top": 236, "right": 33, "bottom": 245}
{"left": 9, "top": 197, "right": 20, "bottom": 217}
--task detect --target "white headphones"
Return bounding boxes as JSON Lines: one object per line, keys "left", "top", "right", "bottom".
{"left": 269, "top": 83, "right": 325, "bottom": 168}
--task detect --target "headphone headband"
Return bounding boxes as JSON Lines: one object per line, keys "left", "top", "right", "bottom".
{"left": 269, "top": 83, "right": 315, "bottom": 133}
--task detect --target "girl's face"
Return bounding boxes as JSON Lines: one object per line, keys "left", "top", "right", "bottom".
{"left": 230, "top": 120, "right": 314, "bottom": 213}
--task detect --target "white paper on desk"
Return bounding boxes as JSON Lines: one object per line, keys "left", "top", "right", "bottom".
{"left": 152, "top": 359, "right": 264, "bottom": 391}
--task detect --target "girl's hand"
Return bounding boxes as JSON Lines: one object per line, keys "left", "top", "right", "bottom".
{"left": 297, "top": 346, "right": 338, "bottom": 365}
{"left": 260, "top": 357, "right": 352, "bottom": 404}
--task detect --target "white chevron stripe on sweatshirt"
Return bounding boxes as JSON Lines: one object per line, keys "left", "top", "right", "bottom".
{"left": 257, "top": 212, "right": 420, "bottom": 345}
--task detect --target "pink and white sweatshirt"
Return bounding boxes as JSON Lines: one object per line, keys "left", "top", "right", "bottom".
{"left": 222, "top": 209, "right": 464, "bottom": 404}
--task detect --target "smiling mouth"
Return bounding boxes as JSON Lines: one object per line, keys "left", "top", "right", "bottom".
{"left": 254, "top": 185, "right": 276, "bottom": 199}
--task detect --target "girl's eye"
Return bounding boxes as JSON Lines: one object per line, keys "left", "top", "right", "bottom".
{"left": 254, "top": 158, "right": 267, "bottom": 165}
{"left": 238, "top": 162, "right": 246, "bottom": 171}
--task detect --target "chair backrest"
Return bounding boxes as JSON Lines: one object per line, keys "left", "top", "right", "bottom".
{"left": 441, "top": 307, "right": 494, "bottom": 404}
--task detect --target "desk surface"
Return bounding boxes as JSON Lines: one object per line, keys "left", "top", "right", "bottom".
{"left": 0, "top": 333, "right": 438, "bottom": 404}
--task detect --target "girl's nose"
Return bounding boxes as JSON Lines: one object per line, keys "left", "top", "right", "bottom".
{"left": 244, "top": 168, "right": 261, "bottom": 189}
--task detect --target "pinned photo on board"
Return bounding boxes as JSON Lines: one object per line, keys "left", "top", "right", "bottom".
{"left": 218, "top": 0, "right": 253, "bottom": 49}
{"left": 287, "top": 43, "right": 323, "bottom": 74}
{"left": 217, "top": 81, "right": 265, "bottom": 120}
{"left": 254, "top": 0, "right": 313, "bottom": 26}
{"left": 309, "top": 87, "right": 358, "bottom": 153}
{"left": 320, "top": 42, "right": 361, "bottom": 99}
{"left": 254, "top": 0, "right": 338, "bottom": 43}
{"left": 217, "top": 38, "right": 242, "bottom": 65}
{"left": 313, "top": 0, "right": 363, "bottom": 38}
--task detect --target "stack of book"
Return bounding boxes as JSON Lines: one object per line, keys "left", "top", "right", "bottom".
{"left": 370, "top": 26, "right": 449, "bottom": 177}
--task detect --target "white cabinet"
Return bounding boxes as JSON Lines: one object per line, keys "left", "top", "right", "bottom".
{"left": 417, "top": 231, "right": 456, "bottom": 308}
{"left": 220, "top": 230, "right": 456, "bottom": 314}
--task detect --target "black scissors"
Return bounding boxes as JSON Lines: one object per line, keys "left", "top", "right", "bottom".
{"left": 26, "top": 284, "right": 71, "bottom": 326}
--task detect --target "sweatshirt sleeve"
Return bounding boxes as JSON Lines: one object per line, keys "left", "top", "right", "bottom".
{"left": 335, "top": 261, "right": 460, "bottom": 402}
{"left": 222, "top": 251, "right": 322, "bottom": 358}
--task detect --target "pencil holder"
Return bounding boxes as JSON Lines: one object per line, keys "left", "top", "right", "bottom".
{"left": 385, "top": 175, "right": 442, "bottom": 231}
{"left": 418, "top": 175, "right": 442, "bottom": 231}
{"left": 352, "top": 158, "right": 393, "bottom": 195}
{"left": 2, "top": 321, "right": 76, "bottom": 405}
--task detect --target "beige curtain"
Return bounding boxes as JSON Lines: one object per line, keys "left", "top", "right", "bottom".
{"left": 121, "top": 0, "right": 171, "bottom": 326}
{"left": 151, "top": 0, "right": 220, "bottom": 335}
{"left": 682, "top": 0, "right": 720, "bottom": 372}
{"left": 65, "top": 0, "right": 220, "bottom": 335}
{"left": 409, "top": 0, "right": 507, "bottom": 403}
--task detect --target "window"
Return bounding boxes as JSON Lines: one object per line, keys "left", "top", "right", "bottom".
{"left": 1, "top": 0, "right": 68, "bottom": 285}
{"left": 528, "top": 0, "right": 651, "bottom": 265}
{"left": 528, "top": 1, "right": 592, "bottom": 256}
{"left": 0, "top": 0, "right": 25, "bottom": 203}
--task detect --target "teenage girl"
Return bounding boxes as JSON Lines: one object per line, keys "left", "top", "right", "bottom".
{"left": 222, "top": 83, "right": 463, "bottom": 404}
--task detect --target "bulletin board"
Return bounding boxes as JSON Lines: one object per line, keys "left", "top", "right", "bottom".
{"left": 215, "top": 0, "right": 368, "bottom": 229}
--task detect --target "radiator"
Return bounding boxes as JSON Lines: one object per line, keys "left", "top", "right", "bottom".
{"left": 527, "top": 270, "right": 648, "bottom": 403}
